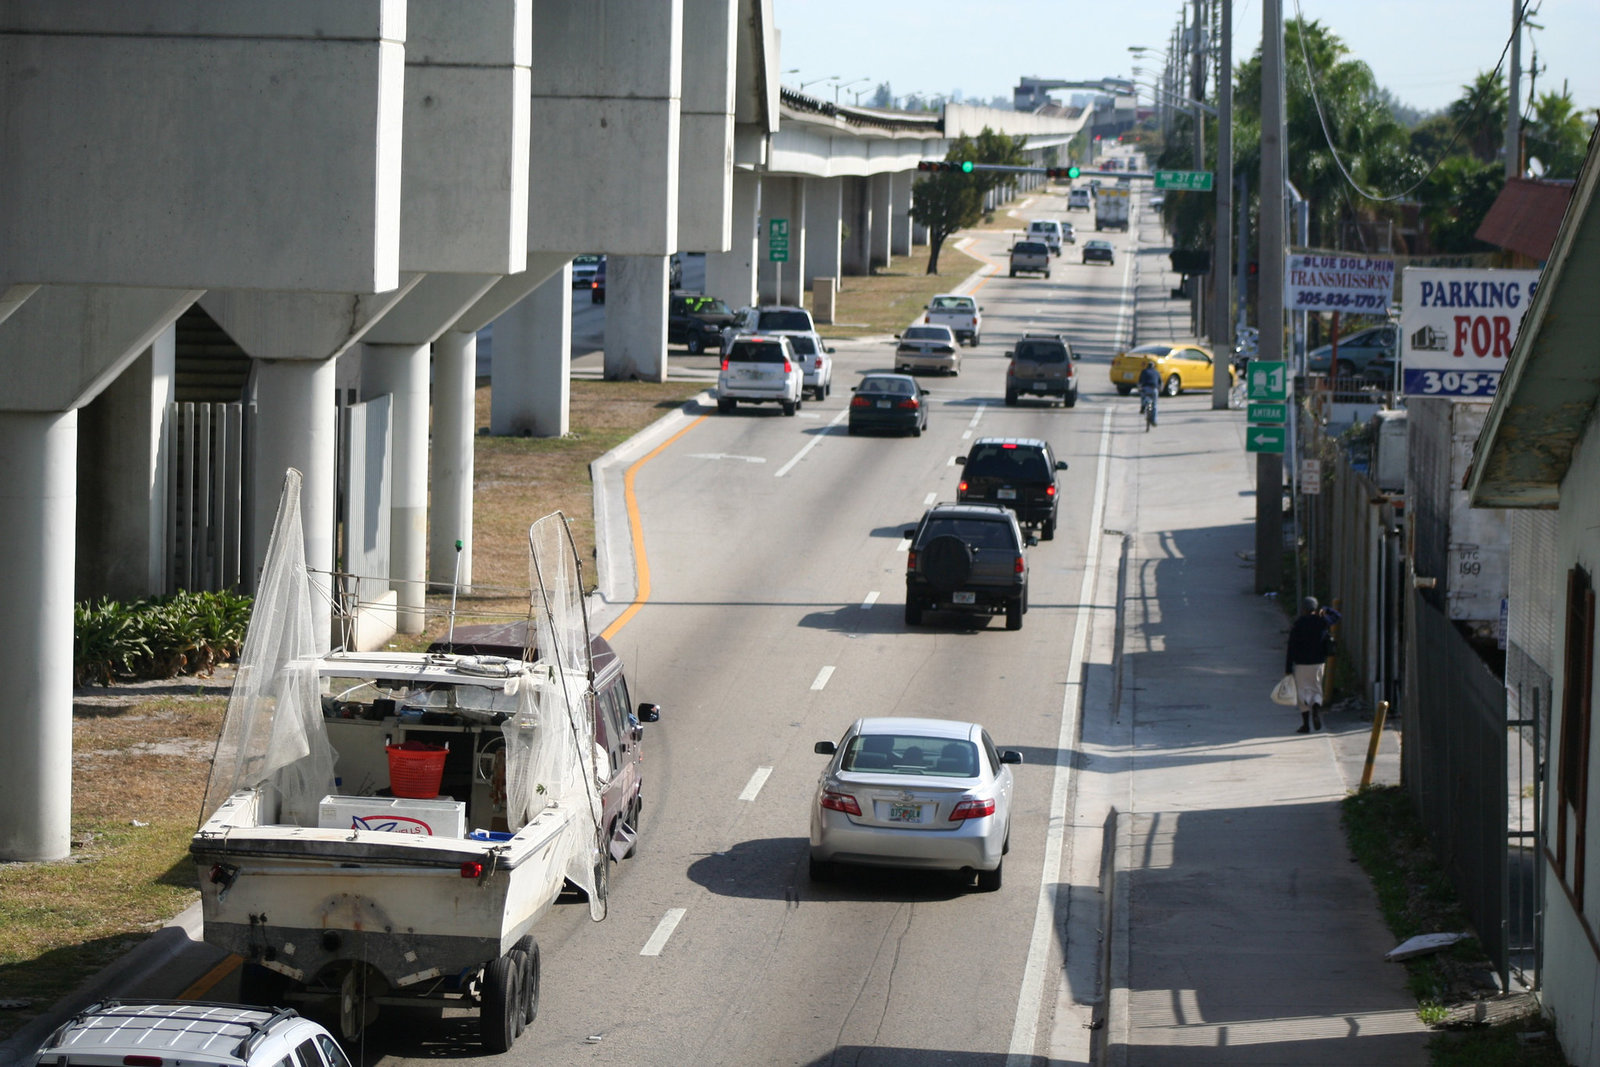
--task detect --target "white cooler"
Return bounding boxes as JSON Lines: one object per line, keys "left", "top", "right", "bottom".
{"left": 318, "top": 795, "right": 467, "bottom": 838}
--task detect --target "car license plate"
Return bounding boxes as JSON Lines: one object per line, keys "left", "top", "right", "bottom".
{"left": 876, "top": 400, "right": 891, "bottom": 409}
{"left": 952, "top": 591, "right": 976, "bottom": 605}
{"left": 997, "top": 488, "right": 1017, "bottom": 500}
{"left": 1034, "top": 380, "right": 1049, "bottom": 390}
{"left": 888, "top": 802, "right": 923, "bottom": 823}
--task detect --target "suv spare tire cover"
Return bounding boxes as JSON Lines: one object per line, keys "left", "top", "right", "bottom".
{"left": 921, "top": 535, "right": 975, "bottom": 593}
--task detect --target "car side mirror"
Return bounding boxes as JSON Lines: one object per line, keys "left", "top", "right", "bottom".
{"left": 1071, "top": 351, "right": 1081, "bottom": 360}
{"left": 954, "top": 456, "right": 966, "bottom": 466}
{"left": 814, "top": 741, "right": 837, "bottom": 755}
{"left": 920, "top": 388, "right": 930, "bottom": 396}
{"left": 1003, "top": 350, "right": 1013, "bottom": 359}
{"left": 1025, "top": 533, "right": 1039, "bottom": 547}
{"left": 1055, "top": 460, "right": 1069, "bottom": 471}
{"left": 826, "top": 347, "right": 836, "bottom": 354}
{"left": 850, "top": 386, "right": 859, "bottom": 393}
{"left": 1000, "top": 750, "right": 1024, "bottom": 765}
{"left": 636, "top": 702, "right": 661, "bottom": 724}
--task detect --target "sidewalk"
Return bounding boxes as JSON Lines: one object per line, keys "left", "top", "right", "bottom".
{"left": 1092, "top": 222, "right": 1426, "bottom": 1063}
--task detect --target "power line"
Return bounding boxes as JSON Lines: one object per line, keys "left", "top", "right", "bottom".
{"left": 1291, "top": 0, "right": 1533, "bottom": 203}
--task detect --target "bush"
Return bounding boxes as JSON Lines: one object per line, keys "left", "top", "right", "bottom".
{"left": 74, "top": 589, "right": 252, "bottom": 685}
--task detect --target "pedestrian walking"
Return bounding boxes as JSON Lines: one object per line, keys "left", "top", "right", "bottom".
{"left": 1285, "top": 596, "right": 1340, "bottom": 733}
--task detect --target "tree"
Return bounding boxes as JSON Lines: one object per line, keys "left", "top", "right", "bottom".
{"left": 907, "top": 129, "right": 1028, "bottom": 274}
{"left": 1447, "top": 71, "right": 1507, "bottom": 165}
{"left": 870, "top": 82, "right": 892, "bottom": 110}
{"left": 1525, "top": 89, "right": 1594, "bottom": 178}
{"left": 1418, "top": 155, "right": 1503, "bottom": 251}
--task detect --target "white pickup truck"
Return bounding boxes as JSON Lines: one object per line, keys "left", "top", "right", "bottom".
{"left": 922, "top": 293, "right": 983, "bottom": 347}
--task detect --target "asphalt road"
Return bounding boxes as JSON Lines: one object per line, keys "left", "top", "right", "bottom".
{"left": 341, "top": 184, "right": 1153, "bottom": 1066}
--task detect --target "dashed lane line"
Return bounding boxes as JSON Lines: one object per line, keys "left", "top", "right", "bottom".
{"left": 810, "top": 665, "right": 835, "bottom": 691}
{"left": 640, "top": 908, "right": 688, "bottom": 957}
{"left": 738, "top": 766, "right": 774, "bottom": 802}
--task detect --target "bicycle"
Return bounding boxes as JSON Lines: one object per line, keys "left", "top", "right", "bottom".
{"left": 1139, "top": 387, "right": 1158, "bottom": 431}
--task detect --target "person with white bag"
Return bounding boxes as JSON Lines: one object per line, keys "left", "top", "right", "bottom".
{"left": 1284, "top": 596, "right": 1340, "bottom": 733}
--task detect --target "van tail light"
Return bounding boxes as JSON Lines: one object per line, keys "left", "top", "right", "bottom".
{"left": 958, "top": 479, "right": 969, "bottom": 493}
{"left": 784, "top": 360, "right": 794, "bottom": 373}
{"left": 949, "top": 797, "right": 996, "bottom": 821}
{"left": 720, "top": 358, "right": 729, "bottom": 371}
{"left": 1014, "top": 555, "right": 1026, "bottom": 574}
{"left": 906, "top": 549, "right": 918, "bottom": 570}
{"left": 821, "top": 790, "right": 862, "bottom": 816}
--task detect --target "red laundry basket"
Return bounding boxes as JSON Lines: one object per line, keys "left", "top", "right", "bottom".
{"left": 386, "top": 741, "right": 448, "bottom": 799}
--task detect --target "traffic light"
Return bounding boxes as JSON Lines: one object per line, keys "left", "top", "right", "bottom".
{"left": 1046, "top": 166, "right": 1082, "bottom": 180}
{"left": 916, "top": 160, "right": 975, "bottom": 173}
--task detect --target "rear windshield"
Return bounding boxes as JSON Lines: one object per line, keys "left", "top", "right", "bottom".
{"left": 785, "top": 335, "right": 817, "bottom": 356}
{"left": 1129, "top": 344, "right": 1173, "bottom": 359}
{"left": 965, "top": 443, "right": 1051, "bottom": 481}
{"left": 756, "top": 309, "right": 812, "bottom": 332}
{"left": 842, "top": 734, "right": 980, "bottom": 777}
{"left": 919, "top": 518, "right": 1018, "bottom": 550}
{"left": 727, "top": 341, "right": 787, "bottom": 363}
{"left": 903, "top": 327, "right": 951, "bottom": 342}
{"left": 858, "top": 376, "right": 914, "bottom": 396}
{"left": 1014, "top": 242, "right": 1048, "bottom": 254}
{"left": 929, "top": 296, "right": 974, "bottom": 310}
{"left": 1014, "top": 340, "right": 1067, "bottom": 363}
{"left": 1029, "top": 222, "right": 1057, "bottom": 232}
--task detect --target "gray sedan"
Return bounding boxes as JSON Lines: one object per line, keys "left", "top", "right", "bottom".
{"left": 810, "top": 716, "right": 1022, "bottom": 891}
{"left": 894, "top": 324, "right": 961, "bottom": 375}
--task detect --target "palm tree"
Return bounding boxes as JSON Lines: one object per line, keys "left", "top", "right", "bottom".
{"left": 1447, "top": 71, "right": 1508, "bottom": 165}
{"left": 1525, "top": 89, "right": 1595, "bottom": 178}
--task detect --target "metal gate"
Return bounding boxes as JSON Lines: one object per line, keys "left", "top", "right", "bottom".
{"left": 166, "top": 401, "right": 248, "bottom": 592}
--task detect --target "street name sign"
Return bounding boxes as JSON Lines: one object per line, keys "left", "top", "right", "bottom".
{"left": 1153, "top": 169, "right": 1214, "bottom": 192}
{"left": 1248, "top": 402, "right": 1287, "bottom": 424}
{"left": 1246, "top": 426, "right": 1286, "bottom": 453}
{"left": 1246, "top": 361, "right": 1288, "bottom": 401}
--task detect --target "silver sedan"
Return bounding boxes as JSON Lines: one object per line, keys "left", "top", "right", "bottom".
{"left": 809, "top": 716, "right": 1022, "bottom": 891}
{"left": 894, "top": 324, "right": 961, "bottom": 375}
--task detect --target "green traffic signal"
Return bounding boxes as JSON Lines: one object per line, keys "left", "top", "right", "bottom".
{"left": 1067, "top": 166, "right": 1081, "bottom": 179}
{"left": 960, "top": 160, "right": 973, "bottom": 173}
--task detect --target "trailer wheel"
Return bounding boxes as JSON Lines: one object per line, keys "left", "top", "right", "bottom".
{"left": 480, "top": 955, "right": 521, "bottom": 1053}
{"left": 514, "top": 937, "right": 542, "bottom": 1028}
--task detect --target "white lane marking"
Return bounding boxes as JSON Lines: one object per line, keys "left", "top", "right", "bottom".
{"left": 923, "top": 492, "right": 938, "bottom": 507}
{"left": 962, "top": 430, "right": 973, "bottom": 440}
{"left": 966, "top": 406, "right": 985, "bottom": 430}
{"left": 687, "top": 453, "right": 768, "bottom": 464}
{"left": 775, "top": 408, "right": 849, "bottom": 477}
{"left": 1006, "top": 404, "right": 1114, "bottom": 1064}
{"left": 640, "top": 908, "right": 687, "bottom": 957}
{"left": 896, "top": 537, "right": 912, "bottom": 552}
{"left": 861, "top": 591, "right": 880, "bottom": 609}
{"left": 810, "top": 665, "right": 835, "bottom": 691}
{"left": 738, "top": 766, "right": 773, "bottom": 802}
{"left": 797, "top": 412, "right": 822, "bottom": 420}
{"left": 947, "top": 456, "right": 960, "bottom": 467}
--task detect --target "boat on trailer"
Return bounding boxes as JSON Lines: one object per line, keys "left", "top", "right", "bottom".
{"left": 191, "top": 471, "right": 606, "bottom": 1052}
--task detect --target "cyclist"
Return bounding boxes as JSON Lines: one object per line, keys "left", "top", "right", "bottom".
{"left": 1137, "top": 360, "right": 1161, "bottom": 427}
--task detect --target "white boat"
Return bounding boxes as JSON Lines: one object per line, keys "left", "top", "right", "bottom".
{"left": 191, "top": 471, "right": 604, "bottom": 1052}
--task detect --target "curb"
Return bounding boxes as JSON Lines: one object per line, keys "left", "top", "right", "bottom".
{"left": 1097, "top": 809, "right": 1133, "bottom": 1067}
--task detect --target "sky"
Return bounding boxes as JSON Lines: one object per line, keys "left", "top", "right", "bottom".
{"left": 771, "top": 0, "right": 1600, "bottom": 118}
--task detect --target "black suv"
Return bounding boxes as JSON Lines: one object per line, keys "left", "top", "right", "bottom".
{"left": 904, "top": 503, "right": 1033, "bottom": 631}
{"left": 667, "top": 291, "right": 737, "bottom": 353}
{"left": 955, "top": 437, "right": 1068, "bottom": 540}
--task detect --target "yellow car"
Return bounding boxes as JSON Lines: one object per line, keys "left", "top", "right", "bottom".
{"left": 1109, "top": 342, "right": 1234, "bottom": 396}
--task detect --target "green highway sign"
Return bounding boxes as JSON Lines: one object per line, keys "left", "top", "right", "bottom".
{"left": 768, "top": 218, "right": 789, "bottom": 238}
{"left": 769, "top": 217, "right": 789, "bottom": 262}
{"left": 1246, "top": 426, "right": 1286, "bottom": 453}
{"left": 1153, "top": 169, "right": 1214, "bottom": 192}
{"left": 1247, "top": 361, "right": 1289, "bottom": 401}
{"left": 1248, "top": 402, "right": 1287, "bottom": 424}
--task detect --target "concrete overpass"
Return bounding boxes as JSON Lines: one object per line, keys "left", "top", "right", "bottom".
{"left": 0, "top": 0, "right": 1084, "bottom": 861}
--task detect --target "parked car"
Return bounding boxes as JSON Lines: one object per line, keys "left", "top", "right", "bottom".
{"left": 1004, "top": 333, "right": 1079, "bottom": 407}
{"left": 767, "top": 328, "right": 834, "bottom": 399}
{"left": 1008, "top": 239, "right": 1052, "bottom": 279}
{"left": 848, "top": 373, "right": 928, "bottom": 436}
{"left": 1026, "top": 219, "right": 1064, "bottom": 255}
{"left": 27, "top": 1001, "right": 354, "bottom": 1067}
{"left": 1082, "top": 239, "right": 1115, "bottom": 265}
{"left": 1109, "top": 341, "right": 1231, "bottom": 396}
{"left": 571, "top": 254, "right": 602, "bottom": 289}
{"left": 590, "top": 257, "right": 606, "bottom": 303}
{"left": 922, "top": 293, "right": 982, "bottom": 346}
{"left": 809, "top": 716, "right": 1022, "bottom": 890}
{"left": 667, "top": 292, "right": 738, "bottom": 354}
{"left": 894, "top": 324, "right": 961, "bottom": 375}
{"left": 717, "top": 334, "right": 804, "bottom": 415}
{"left": 955, "top": 437, "right": 1068, "bottom": 540}
{"left": 722, "top": 305, "right": 817, "bottom": 354}
{"left": 902, "top": 501, "right": 1033, "bottom": 630}
{"left": 1306, "top": 323, "right": 1397, "bottom": 377}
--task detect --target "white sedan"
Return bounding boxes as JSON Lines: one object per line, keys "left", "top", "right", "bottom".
{"left": 809, "top": 716, "right": 1022, "bottom": 891}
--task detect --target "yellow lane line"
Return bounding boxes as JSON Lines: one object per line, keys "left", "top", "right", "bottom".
{"left": 600, "top": 415, "right": 708, "bottom": 642}
{"left": 181, "top": 953, "right": 241, "bottom": 999}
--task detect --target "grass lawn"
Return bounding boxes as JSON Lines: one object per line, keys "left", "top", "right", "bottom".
{"left": 809, "top": 240, "right": 983, "bottom": 340}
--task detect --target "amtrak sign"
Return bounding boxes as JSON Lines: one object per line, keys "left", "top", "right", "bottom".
{"left": 1399, "top": 268, "right": 1539, "bottom": 398}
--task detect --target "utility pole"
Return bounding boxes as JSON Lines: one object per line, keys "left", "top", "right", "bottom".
{"left": 1210, "top": 0, "right": 1233, "bottom": 410}
{"left": 1506, "top": 0, "right": 1522, "bottom": 180}
{"left": 1190, "top": 0, "right": 1208, "bottom": 339}
{"left": 1256, "top": 0, "right": 1285, "bottom": 596}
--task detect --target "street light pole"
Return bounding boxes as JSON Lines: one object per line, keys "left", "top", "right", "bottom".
{"left": 1257, "top": 0, "right": 1286, "bottom": 595}
{"left": 1210, "top": 0, "right": 1233, "bottom": 410}
{"left": 1190, "top": 0, "right": 1208, "bottom": 339}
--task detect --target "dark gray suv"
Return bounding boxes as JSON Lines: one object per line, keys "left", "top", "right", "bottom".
{"left": 903, "top": 503, "right": 1034, "bottom": 631}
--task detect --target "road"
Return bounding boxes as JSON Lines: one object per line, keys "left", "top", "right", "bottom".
{"left": 347, "top": 179, "right": 1157, "bottom": 1066}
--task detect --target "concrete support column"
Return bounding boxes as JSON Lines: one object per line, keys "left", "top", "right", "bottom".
{"left": 76, "top": 329, "right": 174, "bottom": 601}
{"left": 704, "top": 170, "right": 760, "bottom": 306}
{"left": 842, "top": 177, "right": 871, "bottom": 276}
{"left": 0, "top": 410, "right": 76, "bottom": 861}
{"left": 758, "top": 176, "right": 806, "bottom": 305}
{"left": 605, "top": 256, "right": 669, "bottom": 381}
{"left": 804, "top": 177, "right": 843, "bottom": 295}
{"left": 360, "top": 342, "right": 429, "bottom": 633}
{"left": 869, "top": 172, "right": 893, "bottom": 270}
{"left": 254, "top": 359, "right": 337, "bottom": 626}
{"left": 890, "top": 171, "right": 914, "bottom": 257}
{"left": 430, "top": 328, "right": 476, "bottom": 589}
{"left": 491, "top": 264, "right": 572, "bottom": 437}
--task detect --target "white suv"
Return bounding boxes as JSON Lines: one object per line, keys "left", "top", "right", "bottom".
{"left": 29, "top": 1001, "right": 352, "bottom": 1067}
{"left": 718, "top": 335, "right": 805, "bottom": 415}
{"left": 766, "top": 329, "right": 834, "bottom": 399}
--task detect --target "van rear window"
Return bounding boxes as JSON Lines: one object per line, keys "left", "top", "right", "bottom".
{"left": 728, "top": 341, "right": 786, "bottom": 363}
